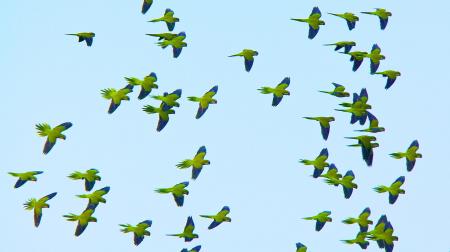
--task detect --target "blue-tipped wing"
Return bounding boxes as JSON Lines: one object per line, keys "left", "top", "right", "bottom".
{"left": 141, "top": 0, "right": 153, "bottom": 14}
{"left": 320, "top": 122, "right": 330, "bottom": 140}
{"left": 360, "top": 88, "right": 368, "bottom": 100}
{"left": 195, "top": 105, "right": 209, "bottom": 119}
{"left": 334, "top": 45, "right": 343, "bottom": 51}
{"left": 157, "top": 115, "right": 170, "bottom": 132}
{"left": 410, "top": 140, "right": 419, "bottom": 149}
{"left": 191, "top": 167, "right": 202, "bottom": 180}
{"left": 186, "top": 216, "right": 195, "bottom": 228}
{"left": 359, "top": 241, "right": 369, "bottom": 249}
{"left": 315, "top": 220, "right": 326, "bottom": 231}
{"left": 108, "top": 101, "right": 120, "bottom": 114}
{"left": 372, "top": 44, "right": 381, "bottom": 52}
{"left": 380, "top": 17, "right": 389, "bottom": 30}
{"left": 388, "top": 192, "right": 399, "bottom": 204}
{"left": 43, "top": 139, "right": 56, "bottom": 155}
{"left": 208, "top": 220, "right": 222, "bottom": 229}
{"left": 296, "top": 242, "right": 307, "bottom": 249}
{"left": 85, "top": 180, "right": 95, "bottom": 191}
{"left": 347, "top": 20, "right": 356, "bottom": 30}
{"left": 191, "top": 245, "right": 202, "bottom": 252}
{"left": 370, "top": 60, "right": 380, "bottom": 74}
{"left": 173, "top": 194, "right": 184, "bottom": 207}
{"left": 134, "top": 234, "right": 145, "bottom": 246}
{"left": 167, "top": 22, "right": 176, "bottom": 31}
{"left": 312, "top": 168, "right": 324, "bottom": 178}
{"left": 385, "top": 77, "right": 396, "bottom": 89}
{"left": 352, "top": 59, "right": 363, "bottom": 71}
{"left": 406, "top": 158, "right": 416, "bottom": 172}
{"left": 78, "top": 36, "right": 85, "bottom": 42}
{"left": 244, "top": 58, "right": 254, "bottom": 72}
{"left": 319, "top": 148, "right": 329, "bottom": 158}
{"left": 14, "top": 179, "right": 28, "bottom": 188}
{"left": 343, "top": 186, "right": 354, "bottom": 199}
{"left": 272, "top": 94, "right": 283, "bottom": 106}
{"left": 311, "top": 7, "right": 321, "bottom": 16}
{"left": 197, "top": 146, "right": 207, "bottom": 155}
{"left": 34, "top": 209, "right": 42, "bottom": 227}
{"left": 85, "top": 38, "right": 93, "bottom": 47}
{"left": 75, "top": 222, "right": 88, "bottom": 236}
{"left": 149, "top": 72, "right": 157, "bottom": 80}
{"left": 138, "top": 88, "right": 151, "bottom": 100}
{"left": 308, "top": 25, "right": 320, "bottom": 39}
{"left": 344, "top": 45, "right": 353, "bottom": 53}
{"left": 173, "top": 47, "right": 183, "bottom": 58}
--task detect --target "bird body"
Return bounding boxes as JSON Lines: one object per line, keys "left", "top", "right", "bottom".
{"left": 9, "top": 171, "right": 43, "bottom": 188}
{"left": 155, "top": 182, "right": 189, "bottom": 206}
{"left": 36, "top": 122, "right": 73, "bottom": 154}
{"left": 292, "top": 7, "right": 325, "bottom": 39}
{"left": 24, "top": 192, "right": 57, "bottom": 227}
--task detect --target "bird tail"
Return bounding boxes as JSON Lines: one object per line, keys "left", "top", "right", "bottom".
{"left": 187, "top": 96, "right": 201, "bottom": 102}
{"left": 342, "top": 239, "right": 356, "bottom": 244}
{"left": 373, "top": 186, "right": 388, "bottom": 193}
{"left": 176, "top": 159, "right": 193, "bottom": 169}
{"left": 389, "top": 152, "right": 405, "bottom": 159}
{"left": 342, "top": 218, "right": 357, "bottom": 224}
{"left": 299, "top": 159, "right": 313, "bottom": 165}
{"left": 303, "top": 217, "right": 314, "bottom": 220}
{"left": 199, "top": 215, "right": 214, "bottom": 219}
{"left": 8, "top": 172, "right": 19, "bottom": 177}
{"left": 257, "top": 87, "right": 273, "bottom": 94}
{"left": 155, "top": 188, "right": 171, "bottom": 194}
{"left": 319, "top": 90, "right": 331, "bottom": 94}
{"left": 119, "top": 224, "right": 133, "bottom": 233}
{"left": 143, "top": 105, "right": 160, "bottom": 114}
{"left": 68, "top": 171, "right": 84, "bottom": 180}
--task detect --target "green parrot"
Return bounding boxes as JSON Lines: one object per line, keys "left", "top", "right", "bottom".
{"left": 177, "top": 146, "right": 210, "bottom": 180}
{"left": 342, "top": 207, "right": 373, "bottom": 232}
{"left": 366, "top": 44, "right": 385, "bottom": 74}
{"left": 187, "top": 85, "right": 218, "bottom": 119}
{"left": 319, "top": 82, "right": 350, "bottom": 97}
{"left": 303, "top": 211, "right": 332, "bottom": 231}
{"left": 120, "top": 220, "right": 152, "bottom": 246}
{"left": 319, "top": 164, "right": 342, "bottom": 186}
{"left": 303, "top": 116, "right": 335, "bottom": 140}
{"left": 326, "top": 170, "right": 358, "bottom": 199}
{"left": 76, "top": 186, "right": 110, "bottom": 210}
{"left": 141, "top": 0, "right": 153, "bottom": 14}
{"left": 346, "top": 135, "right": 378, "bottom": 166}
{"left": 63, "top": 209, "right": 97, "bottom": 237}
{"left": 167, "top": 216, "right": 199, "bottom": 242}
{"left": 390, "top": 140, "right": 422, "bottom": 171}
{"left": 368, "top": 221, "right": 397, "bottom": 252}
{"left": 142, "top": 104, "right": 175, "bottom": 132}
{"left": 291, "top": 7, "right": 325, "bottom": 39}
{"left": 258, "top": 77, "right": 290, "bottom": 106}
{"left": 125, "top": 72, "right": 158, "bottom": 100}
{"left": 101, "top": 84, "right": 134, "bottom": 114}
{"left": 361, "top": 8, "right": 392, "bottom": 30}
{"left": 157, "top": 32, "right": 187, "bottom": 58}
{"left": 341, "top": 50, "right": 368, "bottom": 71}
{"left": 337, "top": 88, "right": 371, "bottom": 125}
{"left": 355, "top": 112, "right": 385, "bottom": 133}
{"left": 23, "top": 192, "right": 57, "bottom": 227}
{"left": 342, "top": 232, "right": 369, "bottom": 249}
{"left": 199, "top": 206, "right": 231, "bottom": 229}
{"left": 324, "top": 41, "right": 356, "bottom": 54}
{"left": 155, "top": 181, "right": 189, "bottom": 207}
{"left": 65, "top": 32, "right": 95, "bottom": 46}
{"left": 299, "top": 148, "right": 330, "bottom": 178}
{"left": 328, "top": 12, "right": 359, "bottom": 30}
{"left": 367, "top": 215, "right": 389, "bottom": 249}
{"left": 146, "top": 32, "right": 178, "bottom": 41}
{"left": 149, "top": 8, "right": 179, "bottom": 31}
{"left": 374, "top": 70, "right": 401, "bottom": 89}
{"left": 36, "top": 122, "right": 72, "bottom": 154}
{"left": 229, "top": 49, "right": 259, "bottom": 72}
{"left": 8, "top": 171, "right": 43, "bottom": 188}
{"left": 296, "top": 242, "right": 307, "bottom": 252}
{"left": 68, "top": 169, "right": 101, "bottom": 191}
{"left": 374, "top": 176, "right": 406, "bottom": 204}
{"left": 152, "top": 89, "right": 182, "bottom": 109}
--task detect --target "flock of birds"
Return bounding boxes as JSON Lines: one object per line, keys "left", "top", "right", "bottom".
{"left": 8, "top": 1, "right": 424, "bottom": 251}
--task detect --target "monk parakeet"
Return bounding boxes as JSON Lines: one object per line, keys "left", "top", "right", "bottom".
{"left": 155, "top": 182, "right": 189, "bottom": 207}
{"left": 149, "top": 8, "right": 179, "bottom": 31}
{"left": 187, "top": 85, "right": 218, "bottom": 119}
{"left": 390, "top": 140, "right": 422, "bottom": 171}
{"left": 291, "top": 7, "right": 325, "bottom": 39}
{"left": 143, "top": 104, "right": 175, "bottom": 132}
{"left": 141, "top": 0, "right": 153, "bottom": 14}
{"left": 296, "top": 242, "right": 307, "bottom": 252}
{"left": 368, "top": 221, "right": 397, "bottom": 252}
{"left": 181, "top": 245, "right": 202, "bottom": 252}
{"left": 125, "top": 72, "right": 158, "bottom": 100}
{"left": 355, "top": 112, "right": 385, "bottom": 133}
{"left": 374, "top": 176, "right": 406, "bottom": 204}
{"left": 101, "top": 84, "right": 134, "bottom": 114}
{"left": 167, "top": 216, "right": 199, "bottom": 242}
{"left": 120, "top": 220, "right": 152, "bottom": 246}
{"left": 9, "top": 171, "right": 43, "bottom": 188}
{"left": 319, "top": 83, "right": 350, "bottom": 97}
{"left": 68, "top": 169, "right": 101, "bottom": 191}
{"left": 346, "top": 135, "right": 378, "bottom": 166}
{"left": 76, "top": 186, "right": 110, "bottom": 210}
{"left": 65, "top": 32, "right": 95, "bottom": 47}
{"left": 366, "top": 44, "right": 385, "bottom": 74}
{"left": 146, "top": 32, "right": 178, "bottom": 41}
{"left": 303, "top": 211, "right": 332, "bottom": 231}
{"left": 199, "top": 206, "right": 231, "bottom": 229}
{"left": 36, "top": 122, "right": 72, "bottom": 154}
{"left": 229, "top": 49, "right": 259, "bottom": 72}
{"left": 64, "top": 209, "right": 97, "bottom": 237}
{"left": 341, "top": 51, "right": 368, "bottom": 71}
{"left": 303, "top": 116, "right": 335, "bottom": 140}
{"left": 328, "top": 12, "right": 359, "bottom": 30}
{"left": 342, "top": 207, "right": 373, "bottom": 232}
{"left": 299, "top": 148, "right": 330, "bottom": 178}
{"left": 157, "top": 32, "right": 187, "bottom": 58}
{"left": 324, "top": 41, "right": 356, "bottom": 54}
{"left": 177, "top": 146, "right": 210, "bottom": 180}
{"left": 342, "top": 232, "right": 369, "bottom": 249}
{"left": 152, "top": 89, "right": 182, "bottom": 110}
{"left": 258, "top": 77, "right": 290, "bottom": 106}
{"left": 23, "top": 192, "right": 57, "bottom": 227}
{"left": 374, "top": 70, "right": 401, "bottom": 89}
{"left": 326, "top": 170, "right": 358, "bottom": 198}
{"left": 361, "top": 9, "right": 392, "bottom": 30}
{"left": 319, "top": 164, "right": 342, "bottom": 186}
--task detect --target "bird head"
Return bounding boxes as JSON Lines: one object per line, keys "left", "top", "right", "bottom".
{"left": 211, "top": 99, "right": 218, "bottom": 104}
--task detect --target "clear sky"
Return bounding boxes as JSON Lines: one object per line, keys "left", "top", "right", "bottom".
{"left": 1, "top": 0, "right": 449, "bottom": 251}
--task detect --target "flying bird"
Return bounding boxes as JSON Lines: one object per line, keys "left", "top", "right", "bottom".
{"left": 142, "top": 104, "right": 175, "bottom": 132}
{"left": 291, "top": 7, "right": 325, "bottom": 39}
{"left": 229, "top": 49, "right": 259, "bottom": 72}
{"left": 199, "top": 206, "right": 231, "bottom": 230}
{"left": 326, "top": 170, "right": 358, "bottom": 199}
{"left": 374, "top": 176, "right": 406, "bottom": 204}
{"left": 120, "top": 220, "right": 153, "bottom": 246}
{"left": 36, "top": 122, "right": 72, "bottom": 154}
{"left": 366, "top": 44, "right": 385, "bottom": 74}
{"left": 319, "top": 83, "right": 350, "bottom": 97}
{"left": 328, "top": 12, "right": 359, "bottom": 30}
{"left": 368, "top": 221, "right": 397, "bottom": 252}
{"left": 65, "top": 32, "right": 95, "bottom": 46}
{"left": 76, "top": 186, "right": 110, "bottom": 210}
{"left": 8, "top": 171, "right": 43, "bottom": 188}
{"left": 101, "top": 84, "right": 134, "bottom": 114}
{"left": 324, "top": 41, "right": 356, "bottom": 54}
{"left": 342, "top": 232, "right": 370, "bottom": 249}
{"left": 341, "top": 50, "right": 368, "bottom": 71}
{"left": 342, "top": 207, "right": 373, "bottom": 232}
{"left": 68, "top": 169, "right": 101, "bottom": 191}
{"left": 374, "top": 70, "right": 401, "bottom": 89}
{"left": 157, "top": 32, "right": 187, "bottom": 58}
{"left": 390, "top": 140, "right": 422, "bottom": 171}
{"left": 319, "top": 164, "right": 342, "bottom": 186}
{"left": 146, "top": 32, "right": 178, "bottom": 41}
{"left": 299, "top": 148, "right": 330, "bottom": 178}
{"left": 23, "top": 192, "right": 57, "bottom": 227}
{"left": 125, "top": 72, "right": 158, "bottom": 100}
{"left": 152, "top": 89, "right": 182, "bottom": 109}
{"left": 346, "top": 135, "right": 378, "bottom": 166}
{"left": 155, "top": 182, "right": 189, "bottom": 207}
{"left": 187, "top": 85, "right": 218, "bottom": 119}
{"left": 177, "top": 146, "right": 210, "bottom": 180}
{"left": 167, "top": 216, "right": 199, "bottom": 242}
{"left": 303, "top": 116, "right": 335, "bottom": 140}
{"left": 367, "top": 215, "right": 389, "bottom": 249}
{"left": 355, "top": 112, "right": 385, "bottom": 133}
{"left": 149, "top": 8, "right": 179, "bottom": 31}
{"left": 361, "top": 8, "right": 392, "bottom": 30}
{"left": 337, "top": 88, "right": 371, "bottom": 125}
{"left": 258, "top": 77, "right": 290, "bottom": 106}
{"left": 63, "top": 209, "right": 97, "bottom": 237}
{"left": 303, "top": 211, "right": 332, "bottom": 231}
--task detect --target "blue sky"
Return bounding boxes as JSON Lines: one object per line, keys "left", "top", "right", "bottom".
{"left": 1, "top": 0, "right": 449, "bottom": 251}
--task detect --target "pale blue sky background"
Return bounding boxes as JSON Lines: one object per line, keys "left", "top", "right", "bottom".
{"left": 1, "top": 0, "right": 449, "bottom": 251}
